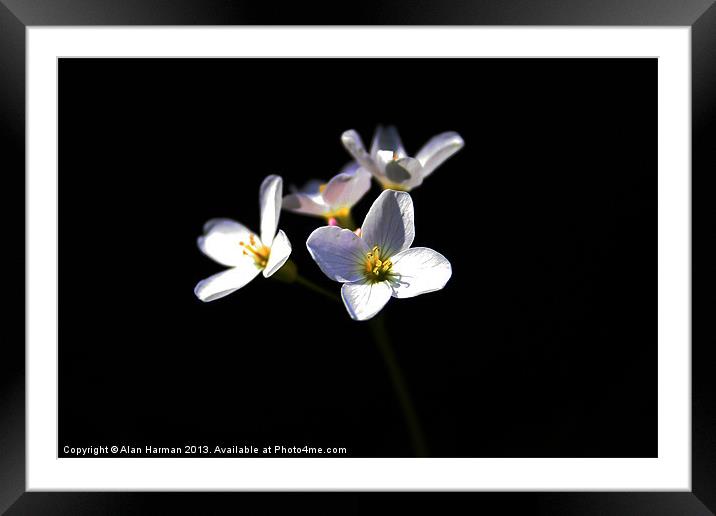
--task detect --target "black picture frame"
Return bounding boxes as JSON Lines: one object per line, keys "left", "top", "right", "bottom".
{"left": 2, "top": 1, "right": 713, "bottom": 513}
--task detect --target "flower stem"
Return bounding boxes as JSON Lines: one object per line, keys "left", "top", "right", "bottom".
{"left": 270, "top": 259, "right": 340, "bottom": 302}
{"left": 273, "top": 260, "right": 426, "bottom": 455}
{"left": 369, "top": 315, "right": 428, "bottom": 457}
{"left": 294, "top": 274, "right": 341, "bottom": 304}
{"left": 335, "top": 212, "right": 357, "bottom": 231}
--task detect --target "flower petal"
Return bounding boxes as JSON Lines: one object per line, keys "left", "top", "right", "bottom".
{"left": 322, "top": 167, "right": 372, "bottom": 209}
{"left": 339, "top": 161, "right": 360, "bottom": 174}
{"left": 263, "top": 229, "right": 292, "bottom": 278}
{"left": 370, "top": 125, "right": 407, "bottom": 159}
{"left": 306, "top": 225, "right": 369, "bottom": 283}
{"left": 295, "top": 179, "right": 324, "bottom": 195}
{"left": 282, "top": 192, "right": 327, "bottom": 216}
{"left": 259, "top": 174, "right": 283, "bottom": 244}
{"left": 375, "top": 153, "right": 424, "bottom": 190}
{"left": 341, "top": 129, "right": 377, "bottom": 172}
{"left": 390, "top": 247, "right": 452, "bottom": 298}
{"left": 341, "top": 280, "right": 393, "bottom": 321}
{"left": 194, "top": 264, "right": 261, "bottom": 302}
{"left": 198, "top": 218, "right": 256, "bottom": 267}
{"left": 415, "top": 131, "right": 464, "bottom": 178}
{"left": 360, "top": 190, "right": 415, "bottom": 258}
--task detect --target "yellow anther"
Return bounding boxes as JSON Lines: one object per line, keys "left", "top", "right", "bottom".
{"left": 364, "top": 245, "right": 393, "bottom": 281}
{"left": 319, "top": 183, "right": 328, "bottom": 193}
{"left": 239, "top": 234, "right": 270, "bottom": 268}
{"left": 324, "top": 206, "right": 351, "bottom": 223}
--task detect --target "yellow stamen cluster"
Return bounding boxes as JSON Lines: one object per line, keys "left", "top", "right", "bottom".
{"left": 364, "top": 245, "right": 393, "bottom": 281}
{"left": 239, "top": 234, "right": 270, "bottom": 268}
{"left": 325, "top": 206, "right": 350, "bottom": 221}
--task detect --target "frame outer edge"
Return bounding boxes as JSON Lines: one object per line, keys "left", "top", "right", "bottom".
{"left": 692, "top": 1, "right": 716, "bottom": 514}
{"left": 3, "top": 0, "right": 714, "bottom": 513}
{"left": 0, "top": 0, "right": 27, "bottom": 513}
{"left": 0, "top": 0, "right": 715, "bottom": 25}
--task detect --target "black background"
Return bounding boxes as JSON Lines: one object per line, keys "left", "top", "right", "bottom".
{"left": 58, "top": 58, "right": 656, "bottom": 458}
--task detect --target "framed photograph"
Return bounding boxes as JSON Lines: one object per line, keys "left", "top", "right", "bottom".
{"left": 3, "top": 0, "right": 714, "bottom": 513}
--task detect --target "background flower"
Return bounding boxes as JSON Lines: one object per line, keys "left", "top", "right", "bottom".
{"left": 341, "top": 125, "right": 464, "bottom": 191}
{"left": 282, "top": 163, "right": 371, "bottom": 224}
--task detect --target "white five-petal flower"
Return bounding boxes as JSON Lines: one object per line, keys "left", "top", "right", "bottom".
{"left": 282, "top": 163, "right": 372, "bottom": 221}
{"left": 341, "top": 125, "right": 464, "bottom": 191}
{"left": 194, "top": 175, "right": 292, "bottom": 302}
{"left": 306, "top": 189, "right": 452, "bottom": 321}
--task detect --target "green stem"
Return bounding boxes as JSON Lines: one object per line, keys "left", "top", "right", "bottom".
{"left": 335, "top": 212, "right": 357, "bottom": 231}
{"left": 274, "top": 259, "right": 427, "bottom": 456}
{"left": 271, "top": 259, "right": 340, "bottom": 302}
{"left": 369, "top": 315, "right": 428, "bottom": 457}
{"left": 294, "top": 274, "right": 341, "bottom": 304}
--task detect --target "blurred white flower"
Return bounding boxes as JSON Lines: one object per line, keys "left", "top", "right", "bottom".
{"left": 341, "top": 125, "right": 464, "bottom": 191}
{"left": 306, "top": 189, "right": 452, "bottom": 321}
{"left": 194, "top": 175, "right": 292, "bottom": 302}
{"left": 282, "top": 163, "right": 371, "bottom": 223}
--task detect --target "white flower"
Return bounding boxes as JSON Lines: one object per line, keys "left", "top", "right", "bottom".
{"left": 306, "top": 189, "right": 452, "bottom": 321}
{"left": 282, "top": 163, "right": 372, "bottom": 221}
{"left": 341, "top": 125, "right": 464, "bottom": 191}
{"left": 194, "top": 175, "right": 292, "bottom": 302}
